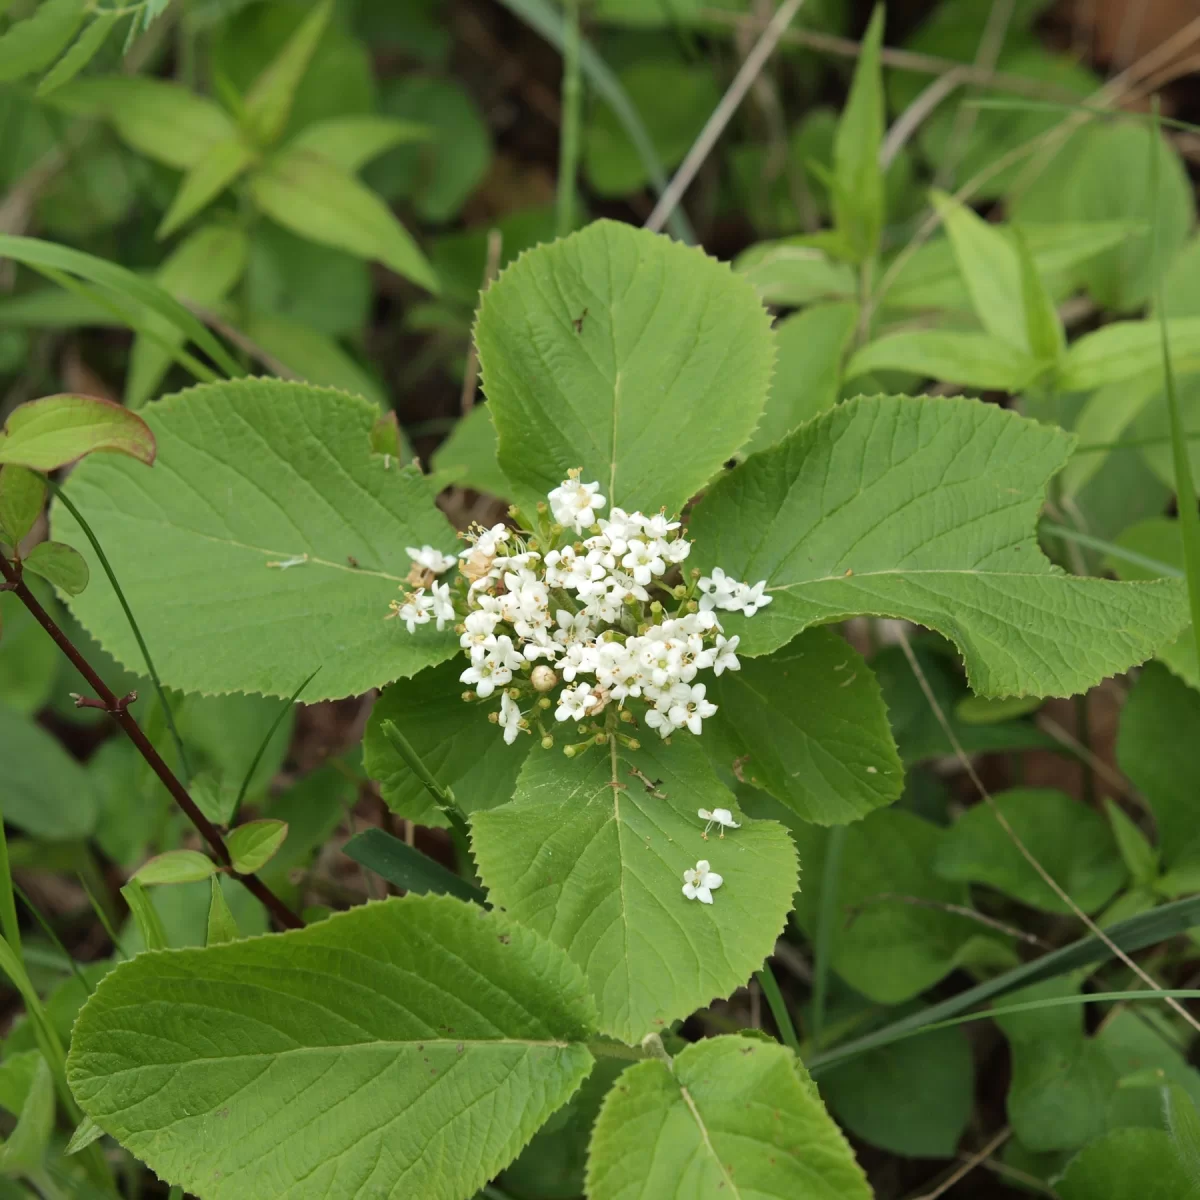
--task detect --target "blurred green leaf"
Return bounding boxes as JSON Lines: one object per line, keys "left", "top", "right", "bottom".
{"left": 225, "top": 819, "right": 287, "bottom": 875}
{"left": 1164, "top": 1083, "right": 1200, "bottom": 1191}
{"left": 243, "top": 311, "right": 384, "bottom": 405}
{"left": 243, "top": 0, "right": 334, "bottom": 145}
{"left": 734, "top": 241, "right": 856, "bottom": 308}
{"left": 36, "top": 9, "right": 119, "bottom": 95}
{"left": 205, "top": 875, "right": 239, "bottom": 946}
{"left": 0, "top": 0, "right": 84, "bottom": 83}
{"left": 934, "top": 788, "right": 1126, "bottom": 914}
{"left": 1104, "top": 799, "right": 1159, "bottom": 890}
{"left": 1056, "top": 1128, "right": 1195, "bottom": 1199}
{"left": 23, "top": 539, "right": 88, "bottom": 595}
{"left": 428, "top": 405, "right": 508, "bottom": 497}
{"left": 157, "top": 137, "right": 257, "bottom": 240}
{"left": 0, "top": 590, "right": 58, "bottom": 717}
{"left": 252, "top": 148, "right": 437, "bottom": 292}
{"left": 132, "top": 850, "right": 218, "bottom": 887}
{"left": 0, "top": 703, "right": 95, "bottom": 839}
{"left": 287, "top": 114, "right": 429, "bottom": 173}
{"left": 845, "top": 331, "right": 1041, "bottom": 391}
{"left": 0, "top": 1054, "right": 53, "bottom": 1173}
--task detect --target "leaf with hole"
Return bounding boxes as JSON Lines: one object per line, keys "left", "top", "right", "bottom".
{"left": 67, "top": 895, "right": 598, "bottom": 1200}
{"left": 689, "top": 394, "right": 1186, "bottom": 699}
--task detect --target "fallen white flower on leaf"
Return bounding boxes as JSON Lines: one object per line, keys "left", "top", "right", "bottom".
{"left": 698, "top": 807, "right": 740, "bottom": 839}
{"left": 682, "top": 859, "right": 723, "bottom": 904}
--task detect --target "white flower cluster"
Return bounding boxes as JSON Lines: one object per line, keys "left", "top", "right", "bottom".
{"left": 393, "top": 473, "right": 771, "bottom": 750}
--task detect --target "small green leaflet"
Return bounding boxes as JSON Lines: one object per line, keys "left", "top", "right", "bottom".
{"left": 54, "top": 379, "right": 458, "bottom": 700}
{"left": 689, "top": 394, "right": 1186, "bottom": 698}
{"left": 706, "top": 628, "right": 902, "bottom": 825}
{"left": 67, "top": 895, "right": 598, "bottom": 1200}
{"left": 475, "top": 220, "right": 774, "bottom": 517}
{"left": 586, "top": 1036, "right": 871, "bottom": 1199}
{"left": 472, "top": 736, "right": 797, "bottom": 1043}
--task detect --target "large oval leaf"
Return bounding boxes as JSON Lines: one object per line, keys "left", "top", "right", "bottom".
{"left": 587, "top": 1036, "right": 871, "bottom": 1199}
{"left": 54, "top": 379, "right": 457, "bottom": 699}
{"left": 475, "top": 219, "right": 774, "bottom": 516}
{"left": 67, "top": 895, "right": 597, "bottom": 1200}
{"left": 472, "top": 735, "right": 798, "bottom": 1043}
{"left": 690, "top": 394, "right": 1185, "bottom": 698}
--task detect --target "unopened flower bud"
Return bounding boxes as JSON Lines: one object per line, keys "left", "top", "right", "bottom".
{"left": 672, "top": 584, "right": 688, "bottom": 599}
{"left": 541, "top": 735, "right": 554, "bottom": 750}
{"left": 563, "top": 744, "right": 577, "bottom": 758}
{"left": 462, "top": 690, "right": 476, "bottom": 702}
{"left": 594, "top": 732, "right": 607, "bottom": 745}
{"left": 538, "top": 696, "right": 552, "bottom": 710}
{"left": 487, "top": 711, "right": 499, "bottom": 724}
{"left": 531, "top": 665, "right": 558, "bottom": 693}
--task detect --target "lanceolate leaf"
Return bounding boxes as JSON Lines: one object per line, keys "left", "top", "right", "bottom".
{"left": 844, "top": 331, "right": 1041, "bottom": 392}
{"left": 1059, "top": 318, "right": 1200, "bottom": 392}
{"left": 586, "top": 1036, "right": 871, "bottom": 1199}
{"left": 0, "top": 0, "right": 84, "bottom": 83}
{"left": 471, "top": 736, "right": 798, "bottom": 1043}
{"left": 54, "top": 379, "right": 458, "bottom": 700}
{"left": 689, "top": 394, "right": 1186, "bottom": 698}
{"left": 475, "top": 220, "right": 774, "bottom": 517}
{"left": 706, "top": 628, "right": 903, "bottom": 825}
{"left": 67, "top": 895, "right": 598, "bottom": 1200}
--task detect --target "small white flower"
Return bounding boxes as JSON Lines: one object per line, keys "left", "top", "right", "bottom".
{"left": 711, "top": 634, "right": 741, "bottom": 676}
{"left": 555, "top": 682, "right": 600, "bottom": 723}
{"left": 644, "top": 707, "right": 678, "bottom": 739}
{"left": 429, "top": 582, "right": 455, "bottom": 631}
{"left": 406, "top": 544, "right": 457, "bottom": 575}
{"left": 463, "top": 523, "right": 510, "bottom": 557}
{"left": 682, "top": 859, "right": 723, "bottom": 904}
{"left": 397, "top": 590, "right": 433, "bottom": 633}
{"left": 548, "top": 475, "right": 606, "bottom": 532}
{"left": 734, "top": 580, "right": 772, "bottom": 616}
{"left": 621, "top": 539, "right": 666, "bottom": 586}
{"left": 499, "top": 692, "right": 523, "bottom": 745}
{"left": 698, "top": 807, "right": 740, "bottom": 839}
{"left": 667, "top": 682, "right": 717, "bottom": 736}
{"left": 697, "top": 567, "right": 738, "bottom": 613}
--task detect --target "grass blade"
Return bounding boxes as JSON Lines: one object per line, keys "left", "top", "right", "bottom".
{"left": 755, "top": 963, "right": 801, "bottom": 1054}
{"left": 555, "top": 0, "right": 581, "bottom": 238}
{"left": 810, "top": 824, "right": 844, "bottom": 1051}
{"left": 497, "top": 0, "right": 695, "bottom": 244}
{"left": 342, "top": 827, "right": 487, "bottom": 905}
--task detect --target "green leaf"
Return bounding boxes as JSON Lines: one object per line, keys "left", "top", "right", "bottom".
{"left": 475, "top": 220, "right": 774, "bottom": 516}
{"left": 0, "top": 465, "right": 45, "bottom": 546}
{"left": 205, "top": 875, "right": 239, "bottom": 946}
{"left": 342, "top": 827, "right": 486, "bottom": 905}
{"left": 1117, "top": 662, "right": 1200, "bottom": 871}
{"left": 733, "top": 241, "right": 857, "bottom": 308}
{"left": 1164, "top": 1084, "right": 1200, "bottom": 1191}
{"left": 997, "top": 976, "right": 1119, "bottom": 1153}
{"left": 428, "top": 404, "right": 509, "bottom": 497}
{"left": 586, "top": 1035, "right": 871, "bottom": 1199}
{"left": 119, "top": 879, "right": 167, "bottom": 950}
{"left": 133, "top": 850, "right": 218, "bottom": 886}
{"left": 22, "top": 539, "right": 88, "bottom": 595}
{"left": 126, "top": 223, "right": 250, "bottom": 408}
{"left": 844, "top": 331, "right": 1042, "bottom": 391}
{"left": 583, "top": 60, "right": 718, "bottom": 197}
{"left": 832, "top": 4, "right": 884, "bottom": 262}
{"left": 1015, "top": 225, "right": 1066, "bottom": 363}
{"left": 34, "top": 9, "right": 119, "bottom": 95}
{"left": 689, "top": 394, "right": 1186, "bottom": 698}
{"left": 1059, "top": 318, "right": 1200, "bottom": 392}
{"left": 0, "top": 0, "right": 84, "bottom": 82}
{"left": 741, "top": 302, "right": 858, "bottom": 458}
{"left": 955, "top": 693, "right": 1043, "bottom": 724}
{"left": 243, "top": 0, "right": 333, "bottom": 146}
{"left": 225, "top": 819, "right": 287, "bottom": 874}
{"left": 52, "top": 78, "right": 238, "bottom": 170}
{"left": 934, "top": 788, "right": 1126, "bottom": 914}
{"left": 365, "top": 660, "right": 532, "bottom": 827}
{"left": 286, "top": 115, "right": 430, "bottom": 173}
{"left": 705, "top": 628, "right": 903, "bottom": 825}
{"left": 0, "top": 393, "right": 154, "bottom": 471}
{"left": 64, "top": 1113, "right": 105, "bottom": 1156}
{"left": 243, "top": 312, "right": 384, "bottom": 406}
{"left": 0, "top": 589, "right": 59, "bottom": 717}
{"left": 1104, "top": 799, "right": 1159, "bottom": 889}
{"left": 821, "top": 1024, "right": 973, "bottom": 1158}
{"left": 1098, "top": 1006, "right": 1200, "bottom": 1133}
{"left": 54, "top": 379, "right": 458, "bottom": 700}
{"left": 0, "top": 1054, "right": 53, "bottom": 1173}
{"left": 251, "top": 148, "right": 438, "bottom": 293}
{"left": 157, "top": 137, "right": 257, "bottom": 240}
{"left": 1056, "top": 1129, "right": 1196, "bottom": 1199}
{"left": 0, "top": 704, "right": 95, "bottom": 840}
{"left": 472, "top": 736, "right": 798, "bottom": 1042}
{"left": 367, "top": 76, "right": 491, "bottom": 223}
{"left": 67, "top": 895, "right": 598, "bottom": 1199}
{"left": 789, "top": 807, "right": 992, "bottom": 1004}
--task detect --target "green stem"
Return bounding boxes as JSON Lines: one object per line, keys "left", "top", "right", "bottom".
{"left": 0, "top": 820, "right": 21, "bottom": 962}
{"left": 45, "top": 479, "right": 192, "bottom": 784}
{"left": 379, "top": 720, "right": 468, "bottom": 833}
{"left": 555, "top": 0, "right": 582, "bottom": 239}
{"left": 811, "top": 825, "right": 845, "bottom": 1052}
{"left": 1040, "top": 520, "right": 1182, "bottom": 577}
{"left": 755, "top": 963, "right": 801, "bottom": 1055}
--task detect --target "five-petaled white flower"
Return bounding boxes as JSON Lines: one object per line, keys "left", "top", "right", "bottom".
{"left": 406, "top": 544, "right": 457, "bottom": 575}
{"left": 555, "top": 682, "right": 600, "bottom": 723}
{"left": 682, "top": 859, "right": 723, "bottom": 904}
{"left": 548, "top": 475, "right": 606, "bottom": 532}
{"left": 698, "top": 807, "right": 740, "bottom": 839}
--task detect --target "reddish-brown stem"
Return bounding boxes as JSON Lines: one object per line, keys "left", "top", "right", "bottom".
{"left": 0, "top": 554, "right": 303, "bottom": 930}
